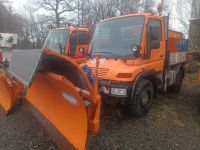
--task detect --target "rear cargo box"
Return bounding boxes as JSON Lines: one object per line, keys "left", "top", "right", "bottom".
{"left": 168, "top": 30, "right": 188, "bottom": 66}
{"left": 168, "top": 30, "right": 183, "bottom": 52}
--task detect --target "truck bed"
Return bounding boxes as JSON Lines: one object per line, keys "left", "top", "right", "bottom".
{"left": 169, "top": 52, "right": 187, "bottom": 66}
{"left": 168, "top": 30, "right": 188, "bottom": 66}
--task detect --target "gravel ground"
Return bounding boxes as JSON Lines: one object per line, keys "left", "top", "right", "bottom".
{"left": 0, "top": 61, "right": 200, "bottom": 150}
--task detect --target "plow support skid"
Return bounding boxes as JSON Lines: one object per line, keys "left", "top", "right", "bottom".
{"left": 0, "top": 49, "right": 100, "bottom": 150}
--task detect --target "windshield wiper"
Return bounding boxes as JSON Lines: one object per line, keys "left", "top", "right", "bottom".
{"left": 92, "top": 51, "right": 116, "bottom": 56}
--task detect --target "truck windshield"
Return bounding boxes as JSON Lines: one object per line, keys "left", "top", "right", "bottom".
{"left": 90, "top": 16, "right": 144, "bottom": 58}
{"left": 43, "top": 29, "right": 69, "bottom": 53}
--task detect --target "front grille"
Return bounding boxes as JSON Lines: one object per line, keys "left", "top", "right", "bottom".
{"left": 90, "top": 67, "right": 109, "bottom": 77}
{"left": 100, "top": 79, "right": 133, "bottom": 86}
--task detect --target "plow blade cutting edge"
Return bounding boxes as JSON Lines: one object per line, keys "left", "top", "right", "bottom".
{"left": 0, "top": 49, "right": 101, "bottom": 150}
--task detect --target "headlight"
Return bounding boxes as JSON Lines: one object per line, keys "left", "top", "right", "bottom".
{"left": 111, "top": 88, "right": 127, "bottom": 96}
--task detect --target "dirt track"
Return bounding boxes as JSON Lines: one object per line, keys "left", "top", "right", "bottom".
{"left": 0, "top": 61, "right": 200, "bottom": 150}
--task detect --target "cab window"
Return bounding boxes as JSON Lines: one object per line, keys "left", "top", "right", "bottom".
{"left": 43, "top": 29, "right": 69, "bottom": 53}
{"left": 78, "top": 31, "right": 89, "bottom": 45}
{"left": 149, "top": 19, "right": 162, "bottom": 41}
{"left": 70, "top": 31, "right": 77, "bottom": 56}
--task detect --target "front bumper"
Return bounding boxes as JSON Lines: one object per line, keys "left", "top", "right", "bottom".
{"left": 99, "top": 80, "right": 133, "bottom": 98}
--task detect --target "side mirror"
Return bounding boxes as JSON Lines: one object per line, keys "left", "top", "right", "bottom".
{"left": 79, "top": 47, "right": 85, "bottom": 54}
{"left": 131, "top": 45, "right": 140, "bottom": 58}
{"left": 57, "top": 43, "right": 64, "bottom": 54}
{"left": 151, "top": 40, "right": 160, "bottom": 49}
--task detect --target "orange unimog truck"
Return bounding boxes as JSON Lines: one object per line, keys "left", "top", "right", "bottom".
{"left": 86, "top": 13, "right": 188, "bottom": 116}
{"left": 43, "top": 26, "right": 90, "bottom": 64}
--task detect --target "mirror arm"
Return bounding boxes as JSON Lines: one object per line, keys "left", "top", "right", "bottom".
{"left": 139, "top": 52, "right": 145, "bottom": 57}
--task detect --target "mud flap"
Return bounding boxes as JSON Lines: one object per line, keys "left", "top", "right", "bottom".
{"left": 0, "top": 75, "right": 14, "bottom": 114}
{"left": 26, "top": 73, "right": 87, "bottom": 150}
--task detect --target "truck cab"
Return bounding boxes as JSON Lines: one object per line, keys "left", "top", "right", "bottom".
{"left": 86, "top": 13, "right": 187, "bottom": 116}
{"left": 43, "top": 26, "right": 90, "bottom": 64}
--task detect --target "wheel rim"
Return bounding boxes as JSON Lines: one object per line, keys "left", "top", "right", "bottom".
{"left": 141, "top": 90, "right": 149, "bottom": 105}
{"left": 177, "top": 75, "right": 182, "bottom": 88}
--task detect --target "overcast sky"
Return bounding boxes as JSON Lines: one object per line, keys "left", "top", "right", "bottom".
{"left": 11, "top": 0, "right": 27, "bottom": 9}
{"left": 10, "top": 0, "right": 190, "bottom": 37}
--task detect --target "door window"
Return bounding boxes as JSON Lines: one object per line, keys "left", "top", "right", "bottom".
{"left": 78, "top": 32, "right": 89, "bottom": 45}
{"left": 149, "top": 19, "right": 162, "bottom": 41}
{"left": 70, "top": 32, "right": 77, "bottom": 56}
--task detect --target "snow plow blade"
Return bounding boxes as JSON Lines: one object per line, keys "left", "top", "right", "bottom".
{"left": 0, "top": 49, "right": 101, "bottom": 150}
{"left": 26, "top": 72, "right": 87, "bottom": 150}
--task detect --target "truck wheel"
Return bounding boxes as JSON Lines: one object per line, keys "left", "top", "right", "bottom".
{"left": 129, "top": 79, "right": 154, "bottom": 117}
{"left": 169, "top": 70, "right": 183, "bottom": 93}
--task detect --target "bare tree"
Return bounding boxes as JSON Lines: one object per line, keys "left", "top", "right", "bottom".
{"left": 89, "top": 0, "right": 117, "bottom": 21}
{"left": 189, "top": 19, "right": 200, "bottom": 59}
{"left": 2, "top": 0, "right": 172, "bottom": 49}
{"left": 115, "top": 0, "right": 141, "bottom": 15}
{"left": 191, "top": 0, "right": 200, "bottom": 19}
{"left": 16, "top": 6, "right": 51, "bottom": 49}
{"left": 78, "top": 0, "right": 118, "bottom": 30}
{"left": 176, "top": 0, "right": 200, "bottom": 59}
{"left": 176, "top": 0, "right": 193, "bottom": 34}
{"left": 35, "top": 15, "right": 51, "bottom": 48}
{"left": 189, "top": 0, "right": 200, "bottom": 60}
{"left": 76, "top": 0, "right": 158, "bottom": 31}
{"left": 141, "top": 0, "right": 155, "bottom": 13}
{"left": 33, "top": 0, "right": 75, "bottom": 27}
{"left": 80, "top": 0, "right": 90, "bottom": 25}
{"left": 157, "top": 0, "right": 169, "bottom": 16}
{"left": 0, "top": 1, "right": 22, "bottom": 33}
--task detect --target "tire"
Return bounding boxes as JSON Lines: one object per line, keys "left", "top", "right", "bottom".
{"left": 169, "top": 70, "right": 183, "bottom": 93}
{"left": 128, "top": 79, "right": 154, "bottom": 117}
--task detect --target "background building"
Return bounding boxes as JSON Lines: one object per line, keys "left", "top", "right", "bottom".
{"left": 191, "top": 0, "right": 200, "bottom": 19}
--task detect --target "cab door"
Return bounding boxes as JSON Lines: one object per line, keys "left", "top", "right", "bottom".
{"left": 69, "top": 31, "right": 89, "bottom": 58}
{"left": 69, "top": 31, "right": 78, "bottom": 57}
{"left": 76, "top": 31, "right": 89, "bottom": 57}
{"left": 144, "top": 17, "right": 165, "bottom": 71}
{"left": 69, "top": 31, "right": 89, "bottom": 64}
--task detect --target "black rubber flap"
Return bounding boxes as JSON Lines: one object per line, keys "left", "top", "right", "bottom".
{"left": 8, "top": 49, "right": 43, "bottom": 87}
